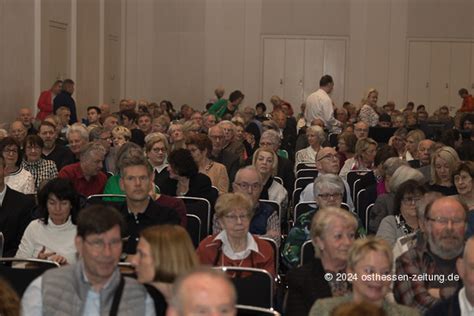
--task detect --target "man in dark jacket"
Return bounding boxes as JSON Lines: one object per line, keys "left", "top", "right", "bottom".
{"left": 53, "top": 78, "right": 77, "bottom": 123}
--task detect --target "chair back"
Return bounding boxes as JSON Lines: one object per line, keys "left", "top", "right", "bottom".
{"left": 295, "top": 169, "right": 318, "bottom": 180}
{"left": 300, "top": 240, "right": 315, "bottom": 266}
{"left": 186, "top": 214, "right": 202, "bottom": 248}
{"left": 293, "top": 201, "right": 316, "bottom": 221}
{"left": 178, "top": 196, "right": 211, "bottom": 239}
{"left": 259, "top": 236, "right": 279, "bottom": 274}
{"left": 86, "top": 194, "right": 126, "bottom": 211}
{"left": 295, "top": 163, "right": 315, "bottom": 172}
{"left": 236, "top": 305, "right": 281, "bottom": 316}
{"left": 365, "top": 203, "right": 375, "bottom": 232}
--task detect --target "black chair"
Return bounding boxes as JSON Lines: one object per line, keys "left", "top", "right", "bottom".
{"left": 178, "top": 196, "right": 211, "bottom": 239}
{"left": 291, "top": 188, "right": 303, "bottom": 207}
{"left": 300, "top": 240, "right": 315, "bottom": 266}
{"left": 86, "top": 194, "right": 126, "bottom": 211}
{"left": 356, "top": 189, "right": 376, "bottom": 227}
{"left": 273, "top": 177, "right": 284, "bottom": 185}
{"left": 259, "top": 199, "right": 281, "bottom": 226}
{"left": 259, "top": 236, "right": 279, "bottom": 275}
{"left": 365, "top": 203, "right": 375, "bottom": 232}
{"left": 294, "top": 177, "right": 313, "bottom": 191}
{"left": 214, "top": 267, "right": 274, "bottom": 309}
{"left": 118, "top": 262, "right": 136, "bottom": 278}
{"left": 295, "top": 169, "right": 318, "bottom": 180}
{"left": 328, "top": 133, "right": 339, "bottom": 147}
{"left": 0, "top": 258, "right": 60, "bottom": 297}
{"left": 293, "top": 201, "right": 316, "bottom": 221}
{"left": 346, "top": 170, "right": 369, "bottom": 202}
{"left": 186, "top": 214, "right": 202, "bottom": 248}
{"left": 237, "top": 305, "right": 281, "bottom": 316}
{"left": 295, "top": 163, "right": 315, "bottom": 172}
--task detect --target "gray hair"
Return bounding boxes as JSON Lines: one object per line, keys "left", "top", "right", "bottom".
{"left": 234, "top": 166, "right": 263, "bottom": 185}
{"left": 307, "top": 125, "right": 326, "bottom": 144}
{"left": 80, "top": 142, "right": 106, "bottom": 160}
{"left": 389, "top": 166, "right": 425, "bottom": 192}
{"left": 67, "top": 123, "right": 89, "bottom": 141}
{"left": 261, "top": 129, "right": 281, "bottom": 146}
{"left": 381, "top": 157, "right": 409, "bottom": 178}
{"left": 89, "top": 126, "right": 106, "bottom": 141}
{"left": 313, "top": 174, "right": 345, "bottom": 197}
{"left": 116, "top": 142, "right": 144, "bottom": 170}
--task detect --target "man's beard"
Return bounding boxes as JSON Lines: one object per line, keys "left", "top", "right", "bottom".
{"left": 428, "top": 229, "right": 464, "bottom": 259}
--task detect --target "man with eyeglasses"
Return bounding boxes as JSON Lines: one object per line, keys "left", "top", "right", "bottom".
{"left": 22, "top": 205, "right": 155, "bottom": 315}
{"left": 394, "top": 196, "right": 466, "bottom": 313}
{"left": 354, "top": 121, "right": 369, "bottom": 140}
{"left": 299, "top": 146, "right": 354, "bottom": 211}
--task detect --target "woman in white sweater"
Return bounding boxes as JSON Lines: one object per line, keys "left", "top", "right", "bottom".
{"left": 16, "top": 178, "right": 79, "bottom": 265}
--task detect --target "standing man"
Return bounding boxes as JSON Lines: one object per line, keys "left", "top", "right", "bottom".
{"left": 305, "top": 75, "right": 341, "bottom": 133}
{"left": 54, "top": 78, "right": 78, "bottom": 124}
{"left": 22, "top": 205, "right": 155, "bottom": 315}
{"left": 36, "top": 80, "right": 62, "bottom": 121}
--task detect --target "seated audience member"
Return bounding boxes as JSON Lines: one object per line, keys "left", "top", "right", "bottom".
{"left": 119, "top": 109, "right": 145, "bottom": 146}
{"left": 378, "top": 113, "right": 392, "bottom": 127}
{"left": 392, "top": 114, "right": 406, "bottom": 128}
{"left": 310, "top": 237, "right": 418, "bottom": 316}
{"left": 58, "top": 142, "right": 107, "bottom": 197}
{"left": 353, "top": 121, "right": 369, "bottom": 140}
{"left": 218, "top": 120, "right": 245, "bottom": 160}
{"left": 295, "top": 125, "right": 325, "bottom": 166}
{"left": 21, "top": 135, "right": 58, "bottom": 192}
{"left": 0, "top": 137, "right": 35, "bottom": 194}
{"left": 376, "top": 180, "right": 427, "bottom": 246}
{"left": 416, "top": 139, "right": 435, "bottom": 179}
{"left": 337, "top": 132, "right": 357, "bottom": 168}
{"left": 111, "top": 125, "right": 131, "bottom": 149}
{"left": 299, "top": 146, "right": 354, "bottom": 211}
{"left": 39, "top": 121, "right": 75, "bottom": 171}
{"left": 21, "top": 205, "right": 154, "bottom": 315}
{"left": 390, "top": 128, "right": 408, "bottom": 158}
{"left": 283, "top": 174, "right": 362, "bottom": 268}
{"left": 18, "top": 108, "right": 37, "bottom": 135}
{"left": 186, "top": 134, "right": 229, "bottom": 193}
{"left": 373, "top": 156, "right": 408, "bottom": 197}
{"left": 160, "top": 148, "right": 217, "bottom": 207}
{"left": 203, "top": 113, "right": 217, "bottom": 132}
{"left": 426, "top": 236, "right": 474, "bottom": 315}
{"left": 36, "top": 80, "right": 62, "bottom": 121}
{"left": 102, "top": 113, "right": 119, "bottom": 131}
{"left": 429, "top": 146, "right": 460, "bottom": 196}
{"left": 335, "top": 107, "right": 349, "bottom": 126}
{"left": 394, "top": 197, "right": 465, "bottom": 313}
{"left": 56, "top": 106, "right": 72, "bottom": 140}
{"left": 167, "top": 268, "right": 237, "bottom": 316}
{"left": 89, "top": 126, "right": 115, "bottom": 173}
{"left": 85, "top": 106, "right": 101, "bottom": 128}
{"left": 145, "top": 132, "right": 170, "bottom": 191}
{"left": 369, "top": 165, "right": 425, "bottom": 234}
{"left": 9, "top": 121, "right": 27, "bottom": 148}
{"left": 137, "top": 112, "right": 153, "bottom": 136}
{"left": 0, "top": 155, "right": 35, "bottom": 257}
{"left": 15, "top": 178, "right": 79, "bottom": 265}
{"left": 259, "top": 129, "right": 295, "bottom": 194}
{"left": 404, "top": 129, "right": 425, "bottom": 163}
{"left": 168, "top": 122, "right": 186, "bottom": 151}
{"left": 152, "top": 115, "right": 171, "bottom": 134}
{"left": 208, "top": 125, "right": 240, "bottom": 184}
{"left": 454, "top": 161, "right": 474, "bottom": 211}
{"left": 131, "top": 225, "right": 199, "bottom": 315}
{"left": 285, "top": 206, "right": 357, "bottom": 316}
{"left": 339, "top": 138, "right": 377, "bottom": 180}
{"left": 197, "top": 193, "right": 275, "bottom": 277}
{"left": 272, "top": 109, "right": 297, "bottom": 160}
{"left": 118, "top": 154, "right": 180, "bottom": 254}
{"left": 252, "top": 148, "right": 288, "bottom": 211}
{"left": 66, "top": 123, "right": 89, "bottom": 160}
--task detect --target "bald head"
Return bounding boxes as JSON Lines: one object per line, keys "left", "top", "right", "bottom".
{"left": 417, "top": 139, "right": 435, "bottom": 166}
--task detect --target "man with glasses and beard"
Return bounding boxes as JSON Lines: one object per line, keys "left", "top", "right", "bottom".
{"left": 394, "top": 196, "right": 466, "bottom": 313}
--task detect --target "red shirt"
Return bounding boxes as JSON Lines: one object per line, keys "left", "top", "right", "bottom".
{"left": 460, "top": 95, "right": 474, "bottom": 113}
{"left": 58, "top": 162, "right": 107, "bottom": 197}
{"left": 36, "top": 90, "right": 54, "bottom": 121}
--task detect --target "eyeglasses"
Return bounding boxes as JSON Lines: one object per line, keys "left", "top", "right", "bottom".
{"left": 3, "top": 149, "right": 18, "bottom": 154}
{"left": 25, "top": 145, "right": 41, "bottom": 151}
{"left": 84, "top": 238, "right": 122, "bottom": 251}
{"left": 151, "top": 147, "right": 166, "bottom": 153}
{"left": 355, "top": 128, "right": 369, "bottom": 133}
{"left": 426, "top": 216, "right": 464, "bottom": 227}
{"left": 318, "top": 192, "right": 343, "bottom": 200}
{"left": 223, "top": 214, "right": 250, "bottom": 222}
{"left": 402, "top": 196, "right": 421, "bottom": 204}
{"left": 234, "top": 182, "right": 261, "bottom": 191}
{"left": 317, "top": 154, "right": 338, "bottom": 161}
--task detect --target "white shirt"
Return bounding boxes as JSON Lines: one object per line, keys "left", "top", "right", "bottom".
{"left": 305, "top": 88, "right": 341, "bottom": 133}
{"left": 459, "top": 287, "right": 474, "bottom": 316}
{"left": 215, "top": 231, "right": 259, "bottom": 260}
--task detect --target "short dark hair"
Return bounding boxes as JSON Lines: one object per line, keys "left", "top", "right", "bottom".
{"left": 256, "top": 102, "right": 267, "bottom": 112}
{"left": 38, "top": 178, "right": 80, "bottom": 225}
{"left": 77, "top": 205, "right": 124, "bottom": 238}
{"left": 394, "top": 180, "right": 427, "bottom": 217}
{"left": 120, "top": 110, "right": 138, "bottom": 123}
{"left": 229, "top": 90, "right": 244, "bottom": 103}
{"left": 168, "top": 149, "right": 198, "bottom": 178}
{"left": 87, "top": 106, "right": 101, "bottom": 114}
{"left": 185, "top": 134, "right": 212, "bottom": 157}
{"left": 459, "top": 88, "right": 468, "bottom": 95}
{"left": 138, "top": 112, "right": 153, "bottom": 120}
{"left": 0, "top": 137, "right": 22, "bottom": 167}
{"left": 24, "top": 134, "right": 44, "bottom": 149}
{"left": 38, "top": 120, "right": 57, "bottom": 131}
{"left": 89, "top": 126, "right": 107, "bottom": 142}
{"left": 374, "top": 145, "right": 398, "bottom": 167}
{"left": 319, "top": 75, "right": 333, "bottom": 87}
{"left": 63, "top": 79, "right": 75, "bottom": 86}
{"left": 119, "top": 152, "right": 152, "bottom": 176}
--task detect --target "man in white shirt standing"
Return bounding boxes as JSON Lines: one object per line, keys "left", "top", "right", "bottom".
{"left": 305, "top": 75, "right": 342, "bottom": 133}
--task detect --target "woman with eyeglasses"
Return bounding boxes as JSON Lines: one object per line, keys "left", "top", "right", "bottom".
{"left": 283, "top": 174, "right": 363, "bottom": 269}
{"left": 196, "top": 192, "right": 275, "bottom": 277}
{"left": 339, "top": 138, "right": 378, "bottom": 180}
{"left": 21, "top": 135, "right": 58, "bottom": 193}
{"left": 15, "top": 178, "right": 79, "bottom": 265}
{"left": 376, "top": 180, "right": 427, "bottom": 246}
{"left": 0, "top": 137, "right": 35, "bottom": 195}
{"left": 453, "top": 161, "right": 474, "bottom": 210}
{"left": 145, "top": 133, "right": 170, "bottom": 191}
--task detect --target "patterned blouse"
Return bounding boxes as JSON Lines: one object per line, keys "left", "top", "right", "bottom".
{"left": 358, "top": 104, "right": 379, "bottom": 127}
{"left": 22, "top": 159, "right": 58, "bottom": 192}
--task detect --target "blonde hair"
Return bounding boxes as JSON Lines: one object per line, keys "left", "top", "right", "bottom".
{"left": 430, "top": 146, "right": 460, "bottom": 185}
{"left": 347, "top": 236, "right": 393, "bottom": 271}
{"left": 252, "top": 147, "right": 278, "bottom": 176}
{"left": 361, "top": 88, "right": 379, "bottom": 106}
{"left": 215, "top": 192, "right": 254, "bottom": 219}
{"left": 310, "top": 207, "right": 358, "bottom": 256}
{"left": 355, "top": 137, "right": 377, "bottom": 158}
{"left": 112, "top": 126, "right": 131, "bottom": 140}
{"left": 140, "top": 225, "right": 199, "bottom": 283}
{"left": 145, "top": 132, "right": 169, "bottom": 153}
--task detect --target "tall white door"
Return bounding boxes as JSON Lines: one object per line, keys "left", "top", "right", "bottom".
{"left": 43, "top": 21, "right": 69, "bottom": 88}
{"left": 303, "top": 39, "right": 324, "bottom": 101}
{"left": 323, "top": 40, "right": 346, "bottom": 107}
{"left": 429, "top": 42, "right": 451, "bottom": 113}
{"left": 407, "top": 42, "right": 431, "bottom": 108}
{"left": 262, "top": 39, "right": 285, "bottom": 107}
{"left": 104, "top": 35, "right": 120, "bottom": 106}
{"left": 449, "top": 42, "right": 471, "bottom": 111}
{"left": 283, "top": 39, "right": 304, "bottom": 109}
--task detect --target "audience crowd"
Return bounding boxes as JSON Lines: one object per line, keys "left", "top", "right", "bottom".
{"left": 0, "top": 76, "right": 473, "bottom": 315}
